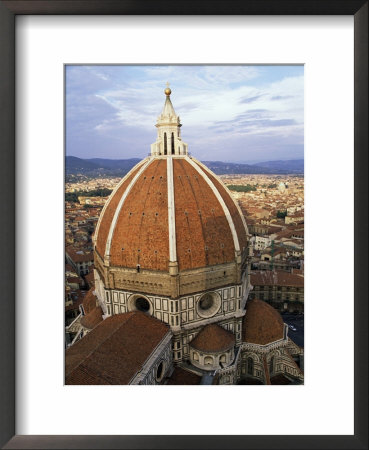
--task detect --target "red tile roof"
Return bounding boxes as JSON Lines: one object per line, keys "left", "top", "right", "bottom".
{"left": 95, "top": 157, "right": 248, "bottom": 272}
{"left": 82, "top": 288, "right": 98, "bottom": 314}
{"left": 243, "top": 299, "right": 284, "bottom": 345}
{"left": 166, "top": 367, "right": 201, "bottom": 385}
{"left": 251, "top": 270, "right": 304, "bottom": 287}
{"left": 95, "top": 164, "right": 142, "bottom": 258}
{"left": 190, "top": 324, "right": 235, "bottom": 353}
{"left": 80, "top": 306, "right": 103, "bottom": 330}
{"left": 65, "top": 312, "right": 170, "bottom": 385}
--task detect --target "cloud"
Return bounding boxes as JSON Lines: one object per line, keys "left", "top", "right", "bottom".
{"left": 239, "top": 95, "right": 264, "bottom": 104}
{"left": 66, "top": 65, "right": 304, "bottom": 161}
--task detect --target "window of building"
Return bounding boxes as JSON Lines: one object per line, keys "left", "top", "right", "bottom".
{"left": 155, "top": 361, "right": 165, "bottom": 382}
{"left": 135, "top": 297, "right": 150, "bottom": 312}
{"left": 204, "top": 356, "right": 213, "bottom": 365}
{"left": 269, "top": 356, "right": 274, "bottom": 375}
{"left": 247, "top": 357, "right": 253, "bottom": 375}
{"left": 171, "top": 132, "right": 175, "bottom": 154}
{"left": 197, "top": 292, "right": 221, "bottom": 318}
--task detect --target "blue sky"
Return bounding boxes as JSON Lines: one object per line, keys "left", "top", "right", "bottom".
{"left": 66, "top": 65, "right": 304, "bottom": 163}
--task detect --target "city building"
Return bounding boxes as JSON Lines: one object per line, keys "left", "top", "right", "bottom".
{"left": 249, "top": 270, "right": 304, "bottom": 312}
{"left": 65, "top": 87, "right": 303, "bottom": 385}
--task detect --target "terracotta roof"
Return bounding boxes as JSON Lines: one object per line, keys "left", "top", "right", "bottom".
{"left": 95, "top": 163, "right": 143, "bottom": 258}
{"left": 251, "top": 270, "right": 304, "bottom": 287}
{"left": 66, "top": 276, "right": 82, "bottom": 285}
{"left": 190, "top": 324, "right": 235, "bottom": 353}
{"left": 242, "top": 299, "right": 284, "bottom": 345}
{"left": 166, "top": 367, "right": 201, "bottom": 385}
{"left": 66, "top": 247, "right": 94, "bottom": 263}
{"left": 173, "top": 158, "right": 235, "bottom": 269}
{"left": 84, "top": 271, "right": 95, "bottom": 288}
{"left": 65, "top": 296, "right": 83, "bottom": 312}
{"left": 65, "top": 263, "right": 76, "bottom": 273}
{"left": 65, "top": 312, "right": 170, "bottom": 385}
{"left": 196, "top": 161, "right": 248, "bottom": 252}
{"left": 110, "top": 159, "right": 169, "bottom": 271}
{"left": 94, "top": 156, "right": 248, "bottom": 273}
{"left": 80, "top": 306, "right": 103, "bottom": 330}
{"left": 82, "top": 288, "right": 98, "bottom": 314}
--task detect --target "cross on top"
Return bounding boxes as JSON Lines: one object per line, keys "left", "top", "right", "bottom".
{"left": 166, "top": 82, "right": 170, "bottom": 88}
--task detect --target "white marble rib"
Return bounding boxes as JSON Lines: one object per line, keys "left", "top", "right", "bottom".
{"left": 94, "top": 158, "right": 148, "bottom": 247}
{"left": 104, "top": 158, "right": 153, "bottom": 261}
{"left": 193, "top": 157, "right": 249, "bottom": 237}
{"left": 167, "top": 156, "right": 177, "bottom": 262}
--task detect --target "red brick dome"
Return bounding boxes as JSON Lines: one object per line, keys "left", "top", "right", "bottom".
{"left": 190, "top": 324, "right": 235, "bottom": 353}
{"left": 94, "top": 156, "right": 248, "bottom": 273}
{"left": 242, "top": 299, "right": 285, "bottom": 345}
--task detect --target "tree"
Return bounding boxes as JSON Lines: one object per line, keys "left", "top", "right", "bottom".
{"left": 277, "top": 210, "right": 287, "bottom": 219}
{"left": 226, "top": 184, "right": 257, "bottom": 193}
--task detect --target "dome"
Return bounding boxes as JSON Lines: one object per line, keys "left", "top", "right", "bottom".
{"left": 93, "top": 87, "right": 249, "bottom": 299}
{"left": 190, "top": 324, "right": 235, "bottom": 353}
{"left": 94, "top": 157, "right": 248, "bottom": 273}
{"left": 242, "top": 299, "right": 285, "bottom": 345}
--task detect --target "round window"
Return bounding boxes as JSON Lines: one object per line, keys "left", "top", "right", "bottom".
{"left": 128, "top": 295, "right": 152, "bottom": 315}
{"left": 199, "top": 293, "right": 213, "bottom": 310}
{"left": 135, "top": 297, "right": 150, "bottom": 312}
{"left": 197, "top": 292, "right": 221, "bottom": 318}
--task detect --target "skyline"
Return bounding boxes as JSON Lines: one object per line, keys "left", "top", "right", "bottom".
{"left": 66, "top": 65, "right": 304, "bottom": 163}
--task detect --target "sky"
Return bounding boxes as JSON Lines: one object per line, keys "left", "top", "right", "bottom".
{"left": 66, "top": 65, "right": 304, "bottom": 163}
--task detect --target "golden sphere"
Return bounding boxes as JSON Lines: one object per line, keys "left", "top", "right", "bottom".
{"left": 164, "top": 87, "right": 172, "bottom": 96}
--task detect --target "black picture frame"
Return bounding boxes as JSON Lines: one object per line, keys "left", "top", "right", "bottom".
{"left": 0, "top": 1, "right": 367, "bottom": 449}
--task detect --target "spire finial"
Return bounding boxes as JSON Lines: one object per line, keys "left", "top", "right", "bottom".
{"left": 164, "top": 82, "right": 171, "bottom": 96}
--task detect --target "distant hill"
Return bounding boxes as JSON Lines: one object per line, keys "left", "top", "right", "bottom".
{"left": 66, "top": 156, "right": 101, "bottom": 170}
{"left": 203, "top": 159, "right": 303, "bottom": 175}
{"left": 88, "top": 158, "right": 142, "bottom": 170}
{"left": 66, "top": 156, "right": 141, "bottom": 179}
{"left": 66, "top": 156, "right": 304, "bottom": 179}
{"left": 252, "top": 159, "right": 304, "bottom": 172}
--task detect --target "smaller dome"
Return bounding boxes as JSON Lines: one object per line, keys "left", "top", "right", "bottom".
{"left": 243, "top": 299, "right": 284, "bottom": 345}
{"left": 190, "top": 324, "right": 235, "bottom": 353}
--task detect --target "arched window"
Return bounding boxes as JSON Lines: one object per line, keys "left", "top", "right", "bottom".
{"left": 171, "top": 132, "right": 175, "bottom": 154}
{"left": 204, "top": 356, "right": 213, "bottom": 365}
{"left": 247, "top": 357, "right": 254, "bottom": 375}
{"left": 269, "top": 356, "right": 274, "bottom": 374}
{"left": 164, "top": 132, "right": 167, "bottom": 155}
{"left": 220, "top": 354, "right": 227, "bottom": 364}
{"left": 193, "top": 352, "right": 199, "bottom": 361}
{"left": 135, "top": 297, "right": 150, "bottom": 312}
{"left": 155, "top": 361, "right": 165, "bottom": 382}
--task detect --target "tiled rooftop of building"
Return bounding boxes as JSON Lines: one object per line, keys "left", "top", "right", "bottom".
{"left": 242, "top": 299, "right": 285, "bottom": 345}
{"left": 166, "top": 367, "right": 201, "bottom": 385}
{"left": 65, "top": 312, "right": 170, "bottom": 385}
{"left": 250, "top": 270, "right": 304, "bottom": 287}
